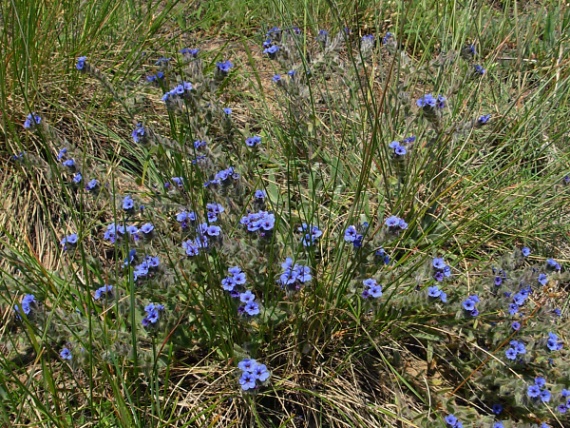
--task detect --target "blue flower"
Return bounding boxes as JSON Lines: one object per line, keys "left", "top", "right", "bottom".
{"left": 239, "top": 290, "right": 255, "bottom": 303}
{"left": 140, "top": 223, "right": 154, "bottom": 234}
{"left": 537, "top": 273, "right": 548, "bottom": 286}
{"left": 154, "top": 57, "right": 171, "bottom": 66}
{"left": 416, "top": 94, "right": 436, "bottom": 108}
{"left": 238, "top": 358, "right": 257, "bottom": 372}
{"left": 375, "top": 248, "right": 390, "bottom": 265}
{"left": 535, "top": 376, "right": 546, "bottom": 388}
{"left": 474, "top": 64, "right": 486, "bottom": 75}
{"left": 546, "top": 258, "right": 561, "bottom": 271}
{"left": 14, "top": 294, "right": 37, "bottom": 317}
{"left": 132, "top": 123, "right": 146, "bottom": 144}
{"left": 122, "top": 195, "right": 134, "bottom": 211}
{"left": 513, "top": 292, "right": 527, "bottom": 306}
{"left": 85, "top": 178, "right": 99, "bottom": 192}
{"left": 62, "top": 159, "right": 76, "bottom": 168}
{"left": 76, "top": 56, "right": 87, "bottom": 71}
{"left": 477, "top": 114, "right": 491, "bottom": 125}
{"left": 492, "top": 403, "right": 503, "bottom": 415}
{"left": 494, "top": 276, "right": 503, "bottom": 286}
{"left": 243, "top": 301, "right": 260, "bottom": 316}
{"left": 528, "top": 384, "right": 541, "bottom": 398}
{"left": 557, "top": 404, "right": 568, "bottom": 414}
{"left": 239, "top": 371, "right": 257, "bottom": 391}
{"left": 245, "top": 135, "right": 262, "bottom": 147}
{"left": 279, "top": 259, "right": 311, "bottom": 290}
{"left": 266, "top": 26, "right": 281, "bottom": 38}
{"left": 126, "top": 224, "right": 138, "bottom": 237}
{"left": 362, "top": 279, "right": 383, "bottom": 299}
{"left": 57, "top": 148, "right": 68, "bottom": 160}
{"left": 436, "top": 95, "right": 446, "bottom": 109}
{"left": 492, "top": 422, "right": 504, "bottom": 428}
{"left": 72, "top": 173, "right": 82, "bottom": 184}
{"left": 368, "top": 284, "right": 383, "bottom": 298}
{"left": 511, "top": 340, "right": 526, "bottom": 354}
{"left": 547, "top": 332, "right": 563, "bottom": 351}
{"left": 176, "top": 210, "right": 197, "bottom": 224}
{"left": 223, "top": 107, "right": 232, "bottom": 115}
{"left": 216, "top": 60, "right": 233, "bottom": 76}
{"left": 222, "top": 266, "right": 246, "bottom": 291}
{"left": 240, "top": 211, "right": 275, "bottom": 234}
{"left": 263, "top": 45, "right": 280, "bottom": 59}
{"left": 94, "top": 285, "right": 113, "bottom": 300}
{"left": 254, "top": 189, "right": 267, "bottom": 200}
{"left": 385, "top": 215, "right": 408, "bottom": 231}
{"left": 427, "top": 286, "right": 441, "bottom": 298}
{"left": 512, "top": 321, "right": 521, "bottom": 331}
{"left": 299, "top": 224, "right": 322, "bottom": 246}
{"left": 344, "top": 225, "right": 359, "bottom": 242}
{"left": 252, "top": 363, "right": 270, "bottom": 381}
{"left": 382, "top": 32, "right": 394, "bottom": 45}
{"left": 23, "top": 113, "right": 42, "bottom": 129}
{"left": 206, "top": 225, "right": 221, "bottom": 237}
{"left": 317, "top": 29, "right": 328, "bottom": 44}
{"left": 505, "top": 348, "right": 517, "bottom": 360}
{"left": 60, "top": 347, "right": 72, "bottom": 360}
{"left": 10, "top": 152, "right": 25, "bottom": 161}
{"left": 521, "top": 246, "right": 531, "bottom": 257}
{"left": 444, "top": 414, "right": 458, "bottom": 426}
{"left": 142, "top": 303, "right": 164, "bottom": 326}
{"left": 388, "top": 141, "right": 407, "bottom": 156}
{"left": 432, "top": 257, "right": 446, "bottom": 270}
{"left": 462, "top": 297, "right": 476, "bottom": 311}
{"left": 60, "top": 233, "right": 78, "bottom": 250}
{"left": 180, "top": 47, "right": 199, "bottom": 57}
{"left": 540, "top": 389, "right": 551, "bottom": 403}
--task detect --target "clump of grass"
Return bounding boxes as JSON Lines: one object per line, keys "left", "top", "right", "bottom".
{"left": 1, "top": 0, "right": 569, "bottom": 427}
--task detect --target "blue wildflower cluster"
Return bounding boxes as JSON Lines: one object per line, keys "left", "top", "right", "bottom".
{"left": 505, "top": 340, "right": 527, "bottom": 361}
{"left": 298, "top": 223, "right": 322, "bottom": 247}
{"left": 444, "top": 413, "right": 463, "bottom": 428}
{"left": 361, "top": 278, "right": 383, "bottom": 299}
{"left": 23, "top": 113, "right": 42, "bottom": 129}
{"left": 427, "top": 285, "right": 447, "bottom": 303}
{"left": 432, "top": 257, "right": 452, "bottom": 281}
{"left": 527, "top": 377, "right": 551, "bottom": 403}
{"left": 240, "top": 210, "right": 275, "bottom": 236}
{"left": 279, "top": 258, "right": 311, "bottom": 291}
{"left": 162, "top": 81, "right": 193, "bottom": 104}
{"left": 142, "top": 303, "right": 165, "bottom": 327}
{"left": 384, "top": 215, "right": 408, "bottom": 232}
{"left": 237, "top": 358, "right": 271, "bottom": 391}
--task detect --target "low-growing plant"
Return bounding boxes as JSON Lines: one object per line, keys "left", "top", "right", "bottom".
{"left": 1, "top": 0, "right": 569, "bottom": 427}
